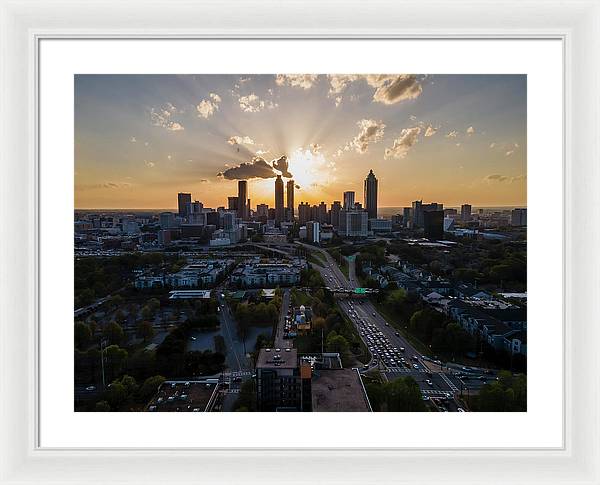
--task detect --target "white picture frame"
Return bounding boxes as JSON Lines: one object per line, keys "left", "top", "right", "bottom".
{"left": 1, "top": 0, "right": 598, "bottom": 483}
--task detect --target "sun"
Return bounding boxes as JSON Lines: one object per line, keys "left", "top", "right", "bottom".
{"left": 287, "top": 147, "right": 334, "bottom": 191}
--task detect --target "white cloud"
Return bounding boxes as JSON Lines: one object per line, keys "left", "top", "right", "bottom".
{"left": 350, "top": 119, "right": 386, "bottom": 154}
{"left": 327, "top": 74, "right": 360, "bottom": 95}
{"left": 275, "top": 74, "right": 318, "bottom": 90}
{"left": 424, "top": 125, "right": 438, "bottom": 137}
{"left": 485, "top": 174, "right": 508, "bottom": 183}
{"left": 228, "top": 135, "right": 255, "bottom": 146}
{"left": 489, "top": 142, "right": 496, "bottom": 148}
{"left": 384, "top": 126, "right": 421, "bottom": 159}
{"left": 505, "top": 150, "right": 514, "bottom": 157}
{"left": 129, "top": 136, "right": 137, "bottom": 143}
{"left": 196, "top": 93, "right": 221, "bottom": 119}
{"left": 456, "top": 143, "right": 461, "bottom": 147}
{"left": 409, "top": 115, "right": 417, "bottom": 121}
{"left": 238, "top": 93, "right": 277, "bottom": 113}
{"left": 369, "top": 74, "right": 423, "bottom": 105}
{"left": 144, "top": 160, "right": 156, "bottom": 168}
{"left": 466, "top": 126, "right": 475, "bottom": 135}
{"left": 150, "top": 104, "right": 185, "bottom": 131}
{"left": 446, "top": 130, "right": 458, "bottom": 138}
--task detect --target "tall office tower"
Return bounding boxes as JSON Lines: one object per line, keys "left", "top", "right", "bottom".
{"left": 177, "top": 193, "right": 192, "bottom": 218}
{"left": 317, "top": 202, "right": 328, "bottom": 224}
{"left": 511, "top": 208, "right": 527, "bottom": 226}
{"left": 423, "top": 210, "right": 444, "bottom": 239}
{"left": 310, "top": 205, "right": 319, "bottom": 221}
{"left": 339, "top": 209, "right": 369, "bottom": 237}
{"left": 330, "top": 201, "right": 342, "bottom": 228}
{"left": 237, "top": 180, "right": 248, "bottom": 220}
{"left": 188, "top": 200, "right": 205, "bottom": 225}
{"left": 461, "top": 204, "right": 472, "bottom": 222}
{"left": 228, "top": 196, "right": 239, "bottom": 211}
{"left": 343, "top": 191, "right": 355, "bottom": 210}
{"left": 363, "top": 169, "right": 378, "bottom": 219}
{"left": 403, "top": 207, "right": 412, "bottom": 227}
{"left": 286, "top": 179, "right": 295, "bottom": 221}
{"left": 298, "top": 202, "right": 311, "bottom": 224}
{"left": 256, "top": 204, "right": 269, "bottom": 222}
{"left": 411, "top": 200, "right": 423, "bottom": 227}
{"left": 274, "top": 175, "right": 284, "bottom": 224}
{"left": 223, "top": 211, "right": 236, "bottom": 230}
{"left": 159, "top": 212, "right": 174, "bottom": 229}
{"left": 306, "top": 221, "right": 321, "bottom": 244}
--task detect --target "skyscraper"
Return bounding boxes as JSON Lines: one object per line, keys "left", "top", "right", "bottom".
{"left": 237, "top": 180, "right": 248, "bottom": 220}
{"left": 286, "top": 179, "right": 295, "bottom": 221}
{"left": 317, "top": 202, "right": 328, "bottom": 224}
{"left": 364, "top": 169, "right": 378, "bottom": 219}
{"left": 298, "top": 202, "right": 310, "bottom": 224}
{"left": 343, "top": 191, "right": 355, "bottom": 210}
{"left": 228, "top": 196, "right": 238, "bottom": 211}
{"left": 461, "top": 204, "right": 472, "bottom": 222}
{"left": 275, "top": 175, "right": 284, "bottom": 224}
{"left": 177, "top": 193, "right": 191, "bottom": 218}
{"left": 424, "top": 210, "right": 444, "bottom": 240}
{"left": 330, "top": 201, "right": 342, "bottom": 228}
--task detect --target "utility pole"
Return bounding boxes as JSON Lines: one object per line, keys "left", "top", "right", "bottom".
{"left": 100, "top": 338, "right": 106, "bottom": 390}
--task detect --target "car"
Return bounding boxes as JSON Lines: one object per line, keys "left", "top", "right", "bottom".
{"left": 85, "top": 385, "right": 96, "bottom": 391}
{"left": 461, "top": 366, "right": 473, "bottom": 372}
{"left": 412, "top": 364, "right": 419, "bottom": 369}
{"left": 457, "top": 408, "right": 465, "bottom": 412}
{"left": 422, "top": 395, "right": 430, "bottom": 401}
{"left": 372, "top": 312, "right": 376, "bottom": 316}
{"left": 394, "top": 332, "right": 400, "bottom": 336}
{"left": 425, "top": 379, "right": 433, "bottom": 386}
{"left": 399, "top": 347, "right": 405, "bottom": 352}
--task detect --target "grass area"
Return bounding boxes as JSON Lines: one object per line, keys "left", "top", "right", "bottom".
{"left": 372, "top": 301, "right": 432, "bottom": 356}
{"left": 308, "top": 252, "right": 326, "bottom": 267}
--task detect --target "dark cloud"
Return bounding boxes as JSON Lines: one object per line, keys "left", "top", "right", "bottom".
{"left": 485, "top": 174, "right": 508, "bottom": 183}
{"left": 217, "top": 155, "right": 293, "bottom": 180}
{"left": 371, "top": 75, "right": 423, "bottom": 105}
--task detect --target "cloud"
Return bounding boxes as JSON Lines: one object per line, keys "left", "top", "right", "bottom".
{"left": 350, "top": 119, "right": 386, "bottom": 154}
{"left": 446, "top": 130, "right": 458, "bottom": 138}
{"left": 217, "top": 155, "right": 292, "bottom": 180}
{"left": 255, "top": 149, "right": 269, "bottom": 155}
{"left": 129, "top": 136, "right": 137, "bottom": 143}
{"left": 144, "top": 160, "right": 156, "bottom": 168}
{"left": 485, "top": 174, "right": 508, "bottom": 183}
{"left": 511, "top": 174, "right": 526, "bottom": 183}
{"left": 455, "top": 143, "right": 461, "bottom": 147}
{"left": 150, "top": 104, "right": 185, "bottom": 131}
{"left": 505, "top": 150, "right": 514, "bottom": 156}
{"left": 200, "top": 179, "right": 209, "bottom": 183}
{"left": 196, "top": 93, "right": 221, "bottom": 119}
{"left": 384, "top": 126, "right": 421, "bottom": 159}
{"left": 327, "top": 74, "right": 360, "bottom": 95}
{"left": 276, "top": 74, "right": 318, "bottom": 89}
{"left": 489, "top": 142, "right": 496, "bottom": 148}
{"left": 76, "top": 181, "right": 132, "bottom": 191}
{"left": 466, "top": 126, "right": 475, "bottom": 135}
{"left": 409, "top": 115, "right": 417, "bottom": 121}
{"left": 227, "top": 135, "right": 255, "bottom": 146}
{"left": 309, "top": 143, "right": 322, "bottom": 154}
{"left": 272, "top": 155, "right": 292, "bottom": 177}
{"left": 369, "top": 74, "right": 423, "bottom": 105}
{"left": 238, "top": 93, "right": 277, "bottom": 113}
{"left": 424, "top": 125, "right": 438, "bottom": 137}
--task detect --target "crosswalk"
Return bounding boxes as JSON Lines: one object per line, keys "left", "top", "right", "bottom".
{"left": 421, "top": 389, "right": 452, "bottom": 397}
{"left": 439, "top": 372, "right": 460, "bottom": 394}
{"left": 386, "top": 366, "right": 425, "bottom": 373}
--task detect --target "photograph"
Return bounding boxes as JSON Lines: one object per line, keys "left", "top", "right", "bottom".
{"left": 73, "top": 73, "right": 527, "bottom": 413}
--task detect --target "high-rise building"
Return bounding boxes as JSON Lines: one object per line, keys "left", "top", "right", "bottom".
{"left": 511, "top": 208, "right": 527, "bottom": 226}
{"left": 306, "top": 221, "right": 320, "bottom": 244}
{"left": 159, "top": 212, "right": 174, "bottom": 229}
{"left": 343, "top": 191, "right": 355, "bottom": 210}
{"left": 330, "top": 201, "right": 342, "bottom": 228}
{"left": 339, "top": 209, "right": 369, "bottom": 237}
{"left": 228, "top": 196, "right": 238, "bottom": 212}
{"left": 402, "top": 207, "right": 412, "bottom": 227}
{"left": 188, "top": 201, "right": 205, "bottom": 225}
{"left": 461, "top": 204, "right": 472, "bottom": 222}
{"left": 223, "top": 211, "right": 236, "bottom": 230}
{"left": 424, "top": 210, "right": 444, "bottom": 239}
{"left": 364, "top": 169, "right": 378, "bottom": 219}
{"left": 317, "top": 202, "right": 328, "bottom": 224}
{"left": 286, "top": 179, "right": 295, "bottom": 221}
{"left": 412, "top": 200, "right": 443, "bottom": 228}
{"left": 298, "top": 202, "right": 311, "bottom": 224}
{"left": 178, "top": 193, "right": 192, "bottom": 218}
{"left": 274, "top": 175, "right": 284, "bottom": 224}
{"left": 237, "top": 180, "right": 248, "bottom": 220}
{"left": 256, "top": 203, "right": 269, "bottom": 220}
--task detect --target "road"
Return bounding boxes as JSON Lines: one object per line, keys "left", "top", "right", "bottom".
{"left": 216, "top": 291, "right": 251, "bottom": 372}
{"left": 274, "top": 289, "right": 292, "bottom": 349}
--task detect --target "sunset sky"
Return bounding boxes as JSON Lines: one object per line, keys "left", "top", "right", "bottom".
{"left": 75, "top": 74, "right": 526, "bottom": 209}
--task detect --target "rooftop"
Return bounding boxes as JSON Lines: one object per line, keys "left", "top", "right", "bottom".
{"left": 311, "top": 368, "right": 371, "bottom": 412}
{"left": 256, "top": 348, "right": 298, "bottom": 369}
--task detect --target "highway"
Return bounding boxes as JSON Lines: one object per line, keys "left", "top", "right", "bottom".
{"left": 273, "top": 289, "right": 292, "bottom": 349}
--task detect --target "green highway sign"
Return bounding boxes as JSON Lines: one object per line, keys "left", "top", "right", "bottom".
{"left": 354, "top": 288, "right": 367, "bottom": 294}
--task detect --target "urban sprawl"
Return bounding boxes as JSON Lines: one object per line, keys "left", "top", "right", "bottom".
{"left": 75, "top": 169, "right": 527, "bottom": 413}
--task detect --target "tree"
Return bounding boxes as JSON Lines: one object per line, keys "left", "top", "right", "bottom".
{"left": 139, "top": 375, "right": 165, "bottom": 401}
{"left": 312, "top": 316, "right": 326, "bottom": 331}
{"left": 118, "top": 374, "right": 138, "bottom": 396}
{"left": 74, "top": 322, "right": 92, "bottom": 350}
{"left": 103, "top": 321, "right": 125, "bottom": 346}
{"left": 114, "top": 309, "right": 127, "bottom": 325}
{"left": 140, "top": 305, "right": 153, "bottom": 321}
{"left": 94, "top": 400, "right": 111, "bottom": 412}
{"left": 326, "top": 332, "right": 350, "bottom": 356}
{"left": 105, "top": 381, "right": 127, "bottom": 409}
{"left": 137, "top": 321, "right": 155, "bottom": 342}
{"left": 104, "top": 345, "right": 128, "bottom": 378}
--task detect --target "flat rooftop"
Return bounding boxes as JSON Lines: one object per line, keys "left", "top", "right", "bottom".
{"left": 256, "top": 348, "right": 298, "bottom": 369}
{"left": 311, "top": 369, "right": 371, "bottom": 412}
{"left": 146, "top": 380, "right": 218, "bottom": 412}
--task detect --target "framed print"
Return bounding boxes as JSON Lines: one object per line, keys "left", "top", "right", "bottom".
{"left": 1, "top": 0, "right": 599, "bottom": 484}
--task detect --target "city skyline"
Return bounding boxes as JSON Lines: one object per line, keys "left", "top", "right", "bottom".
{"left": 75, "top": 74, "right": 527, "bottom": 209}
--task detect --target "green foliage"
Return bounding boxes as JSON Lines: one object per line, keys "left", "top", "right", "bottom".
{"left": 300, "top": 268, "right": 325, "bottom": 288}
{"left": 137, "top": 321, "right": 155, "bottom": 342}
{"left": 213, "top": 335, "right": 226, "bottom": 354}
{"left": 233, "top": 378, "right": 257, "bottom": 411}
{"left": 366, "top": 376, "right": 427, "bottom": 412}
{"left": 105, "top": 381, "right": 127, "bottom": 408}
{"left": 139, "top": 375, "right": 165, "bottom": 401}
{"left": 94, "top": 400, "right": 111, "bottom": 412}
{"left": 472, "top": 372, "right": 527, "bottom": 411}
{"left": 74, "top": 321, "right": 92, "bottom": 350}
{"left": 103, "top": 321, "right": 125, "bottom": 346}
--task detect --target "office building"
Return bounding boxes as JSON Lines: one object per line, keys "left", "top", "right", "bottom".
{"left": 343, "top": 191, "right": 355, "bottom": 210}
{"left": 403, "top": 207, "right": 412, "bottom": 227}
{"left": 330, "top": 201, "right": 342, "bottom": 228}
{"left": 256, "top": 203, "right": 269, "bottom": 221}
{"left": 339, "top": 209, "right": 369, "bottom": 237}
{"left": 317, "top": 202, "right": 328, "bottom": 224}
{"left": 424, "top": 210, "right": 444, "bottom": 239}
{"left": 275, "top": 175, "right": 284, "bottom": 225}
{"left": 461, "top": 204, "right": 472, "bottom": 222}
{"left": 511, "top": 208, "right": 527, "bottom": 226}
{"left": 286, "top": 179, "right": 295, "bottom": 221}
{"left": 237, "top": 180, "right": 248, "bottom": 220}
{"left": 306, "top": 221, "right": 320, "bottom": 244}
{"left": 369, "top": 218, "right": 392, "bottom": 233}
{"left": 159, "top": 212, "right": 174, "bottom": 229}
{"left": 412, "top": 200, "right": 443, "bottom": 228}
{"left": 177, "top": 193, "right": 192, "bottom": 218}
{"left": 363, "top": 169, "right": 378, "bottom": 219}
{"left": 298, "top": 202, "right": 311, "bottom": 224}
{"left": 228, "top": 196, "right": 238, "bottom": 212}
